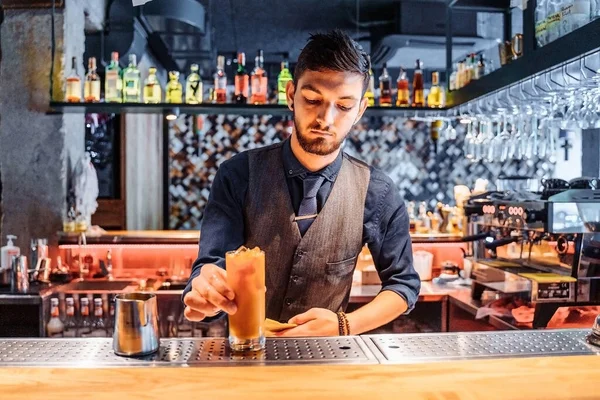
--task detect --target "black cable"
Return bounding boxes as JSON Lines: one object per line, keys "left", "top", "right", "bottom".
{"left": 50, "top": 0, "right": 56, "bottom": 101}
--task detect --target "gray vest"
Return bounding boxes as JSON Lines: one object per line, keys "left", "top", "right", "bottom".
{"left": 244, "top": 141, "right": 370, "bottom": 322}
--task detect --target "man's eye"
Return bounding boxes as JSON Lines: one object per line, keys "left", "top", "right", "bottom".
{"left": 305, "top": 98, "right": 320, "bottom": 105}
{"left": 338, "top": 105, "right": 352, "bottom": 112}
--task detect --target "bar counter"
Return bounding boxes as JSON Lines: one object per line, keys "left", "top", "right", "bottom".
{"left": 1, "top": 329, "right": 599, "bottom": 399}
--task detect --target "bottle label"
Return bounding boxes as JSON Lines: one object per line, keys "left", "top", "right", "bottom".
{"left": 105, "top": 70, "right": 121, "bottom": 99}
{"left": 535, "top": 21, "right": 547, "bottom": 36}
{"left": 84, "top": 81, "right": 101, "bottom": 101}
{"left": 66, "top": 81, "right": 81, "bottom": 101}
{"left": 94, "top": 308, "right": 103, "bottom": 317}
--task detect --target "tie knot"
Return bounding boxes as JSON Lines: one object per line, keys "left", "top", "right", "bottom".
{"left": 303, "top": 175, "right": 324, "bottom": 198}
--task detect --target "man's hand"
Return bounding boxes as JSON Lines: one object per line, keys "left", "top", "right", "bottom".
{"left": 275, "top": 308, "right": 339, "bottom": 337}
{"left": 183, "top": 264, "right": 237, "bottom": 321}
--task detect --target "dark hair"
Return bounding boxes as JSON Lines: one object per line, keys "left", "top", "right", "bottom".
{"left": 294, "top": 29, "right": 370, "bottom": 93}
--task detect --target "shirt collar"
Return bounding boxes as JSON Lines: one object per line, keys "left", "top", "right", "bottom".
{"left": 282, "top": 138, "right": 342, "bottom": 182}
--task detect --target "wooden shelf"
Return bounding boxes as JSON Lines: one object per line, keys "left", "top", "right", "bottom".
{"left": 448, "top": 18, "right": 600, "bottom": 106}
{"left": 48, "top": 102, "right": 448, "bottom": 117}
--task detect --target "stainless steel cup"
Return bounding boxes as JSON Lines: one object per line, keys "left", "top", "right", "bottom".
{"left": 113, "top": 293, "right": 160, "bottom": 357}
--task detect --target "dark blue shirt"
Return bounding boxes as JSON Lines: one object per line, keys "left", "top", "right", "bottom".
{"left": 184, "top": 139, "right": 421, "bottom": 315}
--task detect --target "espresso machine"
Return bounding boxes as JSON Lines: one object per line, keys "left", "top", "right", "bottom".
{"left": 463, "top": 183, "right": 600, "bottom": 328}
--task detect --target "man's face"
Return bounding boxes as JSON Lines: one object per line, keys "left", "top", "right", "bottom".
{"left": 287, "top": 69, "right": 368, "bottom": 156}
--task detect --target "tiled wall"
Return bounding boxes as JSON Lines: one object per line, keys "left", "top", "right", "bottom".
{"left": 168, "top": 114, "right": 555, "bottom": 230}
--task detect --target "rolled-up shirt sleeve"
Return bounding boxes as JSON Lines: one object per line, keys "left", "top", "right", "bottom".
{"left": 364, "top": 169, "right": 421, "bottom": 313}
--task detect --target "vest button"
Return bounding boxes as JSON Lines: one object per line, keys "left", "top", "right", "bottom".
{"left": 285, "top": 298, "right": 293, "bottom": 306}
{"left": 291, "top": 275, "right": 299, "bottom": 283}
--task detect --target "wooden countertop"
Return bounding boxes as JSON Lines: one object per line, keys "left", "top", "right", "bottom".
{"left": 2, "top": 355, "right": 599, "bottom": 399}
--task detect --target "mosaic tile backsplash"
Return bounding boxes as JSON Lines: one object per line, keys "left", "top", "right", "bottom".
{"left": 168, "top": 114, "right": 555, "bottom": 230}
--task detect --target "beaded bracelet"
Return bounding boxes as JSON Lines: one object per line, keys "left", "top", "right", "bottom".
{"left": 337, "top": 311, "right": 350, "bottom": 336}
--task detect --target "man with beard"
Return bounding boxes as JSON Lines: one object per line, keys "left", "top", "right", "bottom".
{"left": 183, "top": 30, "right": 420, "bottom": 336}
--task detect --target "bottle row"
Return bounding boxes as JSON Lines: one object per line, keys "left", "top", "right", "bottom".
{"left": 64, "top": 50, "right": 293, "bottom": 105}
{"left": 535, "top": 0, "right": 600, "bottom": 47}
{"left": 364, "top": 59, "right": 445, "bottom": 108}
{"left": 47, "top": 296, "right": 114, "bottom": 338}
{"left": 449, "top": 53, "right": 493, "bottom": 91}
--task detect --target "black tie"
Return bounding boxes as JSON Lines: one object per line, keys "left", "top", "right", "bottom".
{"left": 296, "top": 175, "right": 324, "bottom": 236}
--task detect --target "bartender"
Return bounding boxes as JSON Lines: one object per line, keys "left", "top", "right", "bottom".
{"left": 183, "top": 30, "right": 420, "bottom": 336}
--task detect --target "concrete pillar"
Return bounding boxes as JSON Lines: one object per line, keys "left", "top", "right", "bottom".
{"left": 0, "top": 0, "right": 103, "bottom": 253}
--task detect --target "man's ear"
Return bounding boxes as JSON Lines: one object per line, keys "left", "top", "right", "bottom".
{"left": 286, "top": 80, "right": 295, "bottom": 111}
{"left": 354, "top": 96, "right": 368, "bottom": 124}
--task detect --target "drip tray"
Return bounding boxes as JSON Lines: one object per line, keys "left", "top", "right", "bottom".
{"left": 362, "top": 329, "right": 598, "bottom": 364}
{"left": 0, "top": 337, "right": 377, "bottom": 367}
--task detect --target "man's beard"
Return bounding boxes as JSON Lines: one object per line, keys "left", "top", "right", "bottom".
{"left": 293, "top": 114, "right": 345, "bottom": 156}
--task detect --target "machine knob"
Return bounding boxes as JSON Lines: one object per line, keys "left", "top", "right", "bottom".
{"left": 556, "top": 236, "right": 569, "bottom": 255}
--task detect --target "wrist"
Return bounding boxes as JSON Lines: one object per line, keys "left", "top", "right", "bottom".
{"left": 346, "top": 312, "right": 359, "bottom": 335}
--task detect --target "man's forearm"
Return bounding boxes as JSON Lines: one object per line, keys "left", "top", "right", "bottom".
{"left": 346, "top": 290, "right": 408, "bottom": 335}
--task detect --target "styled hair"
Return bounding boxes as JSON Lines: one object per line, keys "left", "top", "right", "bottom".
{"left": 294, "top": 29, "right": 370, "bottom": 93}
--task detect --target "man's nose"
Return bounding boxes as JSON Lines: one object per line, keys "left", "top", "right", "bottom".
{"left": 316, "top": 103, "right": 336, "bottom": 127}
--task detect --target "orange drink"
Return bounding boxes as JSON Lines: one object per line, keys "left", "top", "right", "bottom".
{"left": 226, "top": 246, "right": 266, "bottom": 351}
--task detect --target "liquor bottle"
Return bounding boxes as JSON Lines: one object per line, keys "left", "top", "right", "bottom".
{"left": 457, "top": 61, "right": 465, "bottom": 89}
{"left": 546, "top": 0, "right": 564, "bottom": 43}
{"left": 63, "top": 297, "right": 78, "bottom": 337}
{"left": 143, "top": 67, "right": 162, "bottom": 104}
{"left": 364, "top": 56, "right": 376, "bottom": 107}
{"left": 378, "top": 63, "right": 392, "bottom": 106}
{"left": 234, "top": 52, "right": 249, "bottom": 104}
{"left": 214, "top": 55, "right": 227, "bottom": 104}
{"left": 464, "top": 56, "right": 472, "bottom": 86}
{"left": 470, "top": 54, "right": 479, "bottom": 80}
{"left": 396, "top": 68, "right": 409, "bottom": 107}
{"left": 66, "top": 57, "right": 81, "bottom": 103}
{"left": 185, "top": 63, "right": 203, "bottom": 104}
{"left": 277, "top": 58, "right": 293, "bottom": 105}
{"left": 166, "top": 71, "right": 183, "bottom": 103}
{"left": 47, "top": 298, "right": 64, "bottom": 337}
{"left": 91, "top": 298, "right": 107, "bottom": 337}
{"left": 477, "top": 55, "right": 485, "bottom": 80}
{"left": 427, "top": 71, "right": 442, "bottom": 108}
{"left": 79, "top": 297, "right": 92, "bottom": 337}
{"left": 107, "top": 294, "right": 115, "bottom": 337}
{"left": 449, "top": 63, "right": 458, "bottom": 91}
{"left": 535, "top": 0, "right": 548, "bottom": 47}
{"left": 122, "top": 54, "right": 141, "bottom": 102}
{"left": 412, "top": 59, "right": 424, "bottom": 107}
{"left": 84, "top": 57, "right": 101, "bottom": 102}
{"left": 250, "top": 50, "right": 268, "bottom": 105}
{"left": 105, "top": 52, "right": 122, "bottom": 103}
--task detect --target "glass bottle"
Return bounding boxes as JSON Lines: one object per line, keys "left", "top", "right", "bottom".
{"left": 535, "top": 0, "right": 549, "bottom": 47}
{"left": 470, "top": 54, "right": 480, "bottom": 80}
{"left": 568, "top": 0, "right": 591, "bottom": 32}
{"left": 84, "top": 57, "right": 100, "bottom": 102}
{"left": 378, "top": 62, "right": 392, "bottom": 106}
{"left": 417, "top": 202, "right": 431, "bottom": 234}
{"left": 185, "top": 63, "right": 203, "bottom": 104}
{"left": 166, "top": 71, "right": 183, "bottom": 103}
{"left": 214, "top": 55, "right": 227, "bottom": 104}
{"left": 79, "top": 297, "right": 92, "bottom": 337}
{"left": 65, "top": 57, "right": 81, "bottom": 103}
{"left": 250, "top": 50, "right": 268, "bottom": 105}
{"left": 234, "top": 52, "right": 249, "bottom": 104}
{"left": 396, "top": 68, "right": 410, "bottom": 107}
{"left": 449, "top": 63, "right": 458, "bottom": 91}
{"left": 457, "top": 61, "right": 465, "bottom": 89}
{"left": 63, "top": 297, "right": 78, "bottom": 337}
{"left": 143, "top": 67, "right": 162, "bottom": 104}
{"left": 105, "top": 52, "right": 122, "bottom": 103}
{"left": 277, "top": 58, "right": 293, "bottom": 105}
{"left": 427, "top": 71, "right": 442, "bottom": 108}
{"left": 47, "top": 298, "right": 64, "bottom": 337}
{"left": 412, "top": 59, "right": 424, "bottom": 107}
{"left": 364, "top": 56, "right": 376, "bottom": 107}
{"left": 122, "top": 54, "right": 141, "bottom": 102}
{"left": 91, "top": 298, "right": 107, "bottom": 337}
{"left": 477, "top": 55, "right": 485, "bottom": 79}
{"left": 547, "top": 0, "right": 564, "bottom": 43}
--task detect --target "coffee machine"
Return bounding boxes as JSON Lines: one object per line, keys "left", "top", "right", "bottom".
{"left": 463, "top": 186, "right": 600, "bottom": 328}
